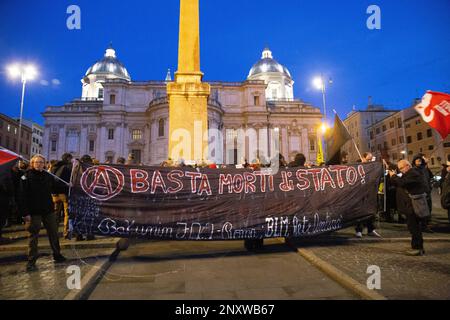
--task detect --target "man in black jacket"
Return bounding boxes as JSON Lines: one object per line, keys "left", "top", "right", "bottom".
{"left": 412, "top": 154, "right": 434, "bottom": 232}
{"left": 441, "top": 161, "right": 450, "bottom": 223}
{"left": 389, "top": 160, "right": 427, "bottom": 256}
{"left": 21, "top": 154, "right": 66, "bottom": 271}
{"left": 50, "top": 153, "right": 73, "bottom": 239}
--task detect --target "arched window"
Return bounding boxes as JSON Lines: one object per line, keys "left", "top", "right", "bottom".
{"left": 158, "top": 119, "right": 165, "bottom": 137}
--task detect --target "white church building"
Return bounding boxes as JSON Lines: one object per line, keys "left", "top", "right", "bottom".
{"left": 42, "top": 45, "right": 323, "bottom": 165}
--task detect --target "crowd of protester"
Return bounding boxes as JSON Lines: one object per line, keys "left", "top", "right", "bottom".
{"left": 1, "top": 150, "right": 449, "bottom": 271}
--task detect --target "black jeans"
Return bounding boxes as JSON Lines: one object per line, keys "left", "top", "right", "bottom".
{"left": 25, "top": 213, "right": 61, "bottom": 262}
{"left": 356, "top": 216, "right": 375, "bottom": 234}
{"left": 406, "top": 212, "right": 423, "bottom": 250}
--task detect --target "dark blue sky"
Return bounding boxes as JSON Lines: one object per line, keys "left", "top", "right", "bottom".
{"left": 1, "top": 0, "right": 449, "bottom": 125}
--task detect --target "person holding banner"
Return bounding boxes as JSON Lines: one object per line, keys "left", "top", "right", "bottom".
{"left": 355, "top": 152, "right": 382, "bottom": 238}
{"left": 20, "top": 154, "right": 66, "bottom": 271}
{"left": 389, "top": 160, "right": 427, "bottom": 256}
{"left": 50, "top": 153, "right": 73, "bottom": 239}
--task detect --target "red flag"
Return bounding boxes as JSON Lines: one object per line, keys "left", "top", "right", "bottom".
{"left": 415, "top": 91, "right": 450, "bottom": 139}
{"left": 0, "top": 147, "right": 20, "bottom": 166}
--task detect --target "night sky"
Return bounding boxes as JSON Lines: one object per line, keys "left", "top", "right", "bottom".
{"left": 0, "top": 0, "right": 449, "bottom": 125}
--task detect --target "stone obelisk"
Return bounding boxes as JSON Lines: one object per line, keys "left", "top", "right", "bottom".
{"left": 167, "top": 0, "right": 210, "bottom": 162}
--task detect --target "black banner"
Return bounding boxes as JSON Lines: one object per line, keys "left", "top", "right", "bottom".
{"left": 69, "top": 162, "right": 382, "bottom": 240}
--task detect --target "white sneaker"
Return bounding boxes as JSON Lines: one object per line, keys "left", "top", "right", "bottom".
{"left": 368, "top": 230, "right": 382, "bottom": 238}
{"left": 355, "top": 232, "right": 363, "bottom": 238}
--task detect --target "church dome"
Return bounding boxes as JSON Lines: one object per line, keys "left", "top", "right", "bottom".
{"left": 85, "top": 45, "right": 131, "bottom": 81}
{"left": 248, "top": 48, "right": 291, "bottom": 79}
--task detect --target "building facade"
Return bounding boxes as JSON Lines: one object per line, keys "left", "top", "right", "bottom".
{"left": 342, "top": 105, "right": 398, "bottom": 162}
{"left": 20, "top": 119, "right": 44, "bottom": 156}
{"left": 0, "top": 113, "right": 32, "bottom": 159}
{"left": 42, "top": 46, "right": 323, "bottom": 165}
{"left": 404, "top": 112, "right": 450, "bottom": 173}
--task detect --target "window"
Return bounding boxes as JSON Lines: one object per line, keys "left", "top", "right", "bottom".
{"left": 376, "top": 128, "right": 380, "bottom": 135}
{"left": 369, "top": 131, "right": 374, "bottom": 139}
{"left": 158, "top": 119, "right": 165, "bottom": 137}
{"left": 399, "top": 136, "right": 405, "bottom": 144}
{"left": 51, "top": 140, "right": 56, "bottom": 152}
{"left": 391, "top": 138, "right": 396, "bottom": 146}
{"left": 431, "top": 158, "right": 435, "bottom": 165}
{"left": 309, "top": 138, "right": 316, "bottom": 152}
{"left": 377, "top": 144, "right": 381, "bottom": 151}
{"left": 408, "top": 150, "right": 413, "bottom": 155}
{"left": 407, "top": 136, "right": 412, "bottom": 144}
{"left": 253, "top": 96, "right": 260, "bottom": 106}
{"left": 132, "top": 129, "right": 142, "bottom": 140}
{"left": 110, "top": 94, "right": 116, "bottom": 105}
{"left": 417, "top": 132, "right": 423, "bottom": 141}
{"left": 0, "top": 120, "right": 2, "bottom": 128}
{"left": 98, "top": 88, "right": 104, "bottom": 99}
{"left": 428, "top": 145, "right": 434, "bottom": 150}
{"left": 405, "top": 124, "right": 411, "bottom": 129}
{"left": 108, "top": 128, "right": 114, "bottom": 140}
{"left": 20, "top": 143, "right": 23, "bottom": 153}
{"left": 383, "top": 141, "right": 388, "bottom": 149}
{"left": 392, "top": 153, "right": 397, "bottom": 160}
{"left": 444, "top": 142, "right": 450, "bottom": 148}
{"left": 382, "top": 125, "right": 387, "bottom": 132}
{"left": 89, "top": 140, "right": 95, "bottom": 152}
{"left": 427, "top": 129, "right": 432, "bottom": 138}
{"left": 106, "top": 156, "right": 114, "bottom": 163}
{"left": 7, "top": 124, "right": 11, "bottom": 132}
{"left": 271, "top": 89, "right": 278, "bottom": 99}
{"left": 415, "top": 119, "right": 421, "bottom": 125}
{"left": 448, "top": 154, "right": 450, "bottom": 162}
{"left": 390, "top": 121, "right": 394, "bottom": 129}
{"left": 397, "top": 118, "right": 402, "bottom": 128}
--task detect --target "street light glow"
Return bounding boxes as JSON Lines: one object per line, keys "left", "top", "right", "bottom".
{"left": 7, "top": 64, "right": 21, "bottom": 78}
{"left": 313, "top": 77, "right": 324, "bottom": 90}
{"left": 320, "top": 123, "right": 329, "bottom": 134}
{"left": 24, "top": 65, "right": 37, "bottom": 80}
{"left": 7, "top": 63, "right": 38, "bottom": 81}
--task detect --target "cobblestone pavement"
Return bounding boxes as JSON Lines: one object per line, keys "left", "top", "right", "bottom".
{"left": 88, "top": 239, "right": 357, "bottom": 300}
{"left": 0, "top": 247, "right": 113, "bottom": 300}
{"left": 299, "top": 241, "right": 450, "bottom": 300}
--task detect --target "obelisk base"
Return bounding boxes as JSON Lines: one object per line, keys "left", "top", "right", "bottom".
{"left": 167, "top": 74, "right": 210, "bottom": 162}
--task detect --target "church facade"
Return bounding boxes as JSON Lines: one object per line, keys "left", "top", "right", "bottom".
{"left": 42, "top": 46, "right": 323, "bottom": 165}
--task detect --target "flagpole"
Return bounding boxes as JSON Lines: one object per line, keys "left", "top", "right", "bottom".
{"left": 8, "top": 152, "right": 71, "bottom": 187}
{"left": 333, "top": 109, "right": 364, "bottom": 162}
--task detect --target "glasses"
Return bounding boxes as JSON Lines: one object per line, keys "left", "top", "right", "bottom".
{"left": 34, "top": 161, "right": 45, "bottom": 164}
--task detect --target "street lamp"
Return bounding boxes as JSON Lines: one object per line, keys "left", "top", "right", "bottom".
{"left": 313, "top": 74, "right": 333, "bottom": 121}
{"left": 7, "top": 63, "right": 38, "bottom": 154}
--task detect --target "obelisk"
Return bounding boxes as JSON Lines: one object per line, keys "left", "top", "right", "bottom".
{"left": 167, "top": 0, "right": 210, "bottom": 162}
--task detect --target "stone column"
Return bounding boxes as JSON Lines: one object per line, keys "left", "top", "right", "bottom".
{"left": 167, "top": 0, "right": 210, "bottom": 162}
